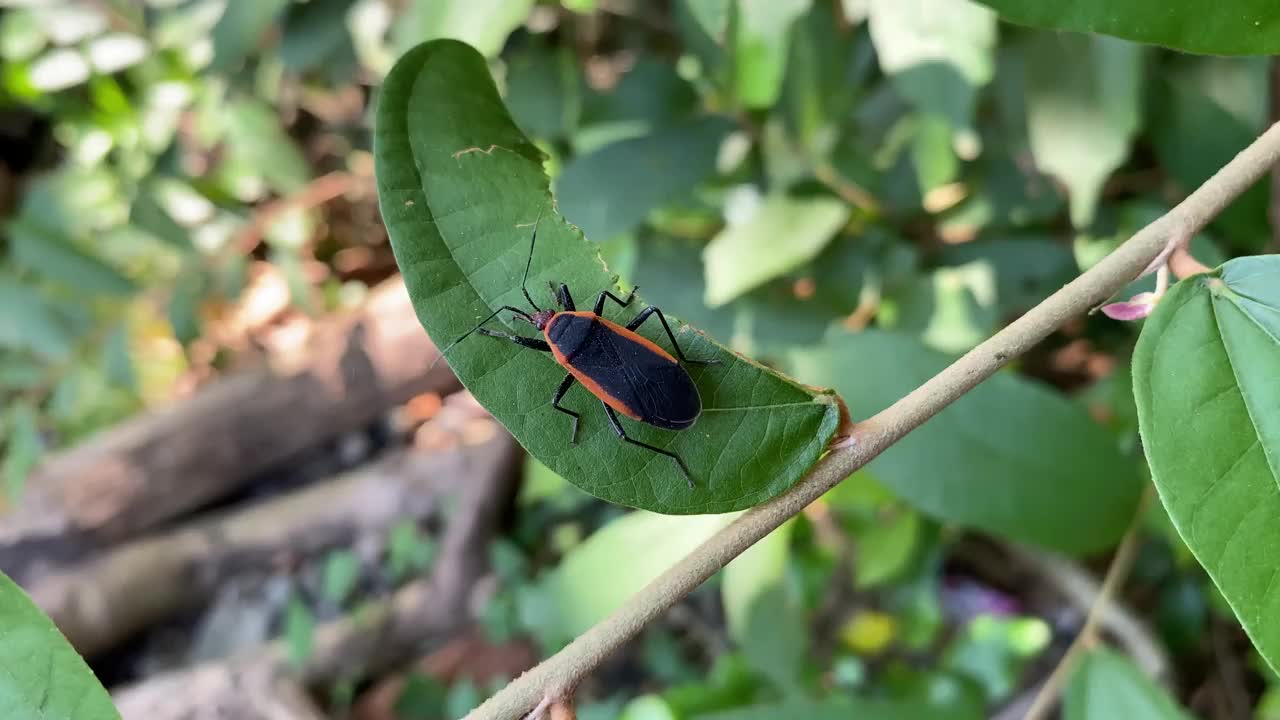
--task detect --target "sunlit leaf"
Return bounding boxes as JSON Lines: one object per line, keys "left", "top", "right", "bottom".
{"left": 703, "top": 193, "right": 849, "bottom": 307}
{"left": 1133, "top": 255, "right": 1280, "bottom": 674}
{"left": 392, "top": 0, "right": 534, "bottom": 58}
{"left": 538, "top": 511, "right": 734, "bottom": 638}
{"left": 375, "top": 40, "right": 841, "bottom": 513}
{"left": 0, "top": 570, "right": 120, "bottom": 719}
{"left": 868, "top": 0, "right": 996, "bottom": 145}
{"left": 732, "top": 0, "right": 811, "bottom": 108}
{"left": 1024, "top": 33, "right": 1142, "bottom": 228}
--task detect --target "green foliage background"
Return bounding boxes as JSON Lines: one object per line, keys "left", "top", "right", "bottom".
{"left": 2, "top": 0, "right": 1279, "bottom": 718}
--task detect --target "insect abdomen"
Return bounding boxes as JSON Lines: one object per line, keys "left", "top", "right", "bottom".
{"left": 546, "top": 313, "right": 702, "bottom": 430}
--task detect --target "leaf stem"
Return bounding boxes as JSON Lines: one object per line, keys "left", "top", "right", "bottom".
{"left": 1020, "top": 486, "right": 1152, "bottom": 720}
{"left": 464, "top": 123, "right": 1280, "bottom": 720}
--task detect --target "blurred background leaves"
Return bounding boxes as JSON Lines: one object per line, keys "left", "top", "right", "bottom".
{"left": 1, "top": 0, "right": 1277, "bottom": 718}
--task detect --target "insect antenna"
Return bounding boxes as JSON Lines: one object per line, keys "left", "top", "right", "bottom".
{"left": 425, "top": 305, "right": 535, "bottom": 375}
{"left": 521, "top": 210, "right": 545, "bottom": 312}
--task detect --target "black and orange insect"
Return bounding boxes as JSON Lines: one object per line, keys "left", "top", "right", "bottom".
{"left": 441, "top": 215, "right": 717, "bottom": 486}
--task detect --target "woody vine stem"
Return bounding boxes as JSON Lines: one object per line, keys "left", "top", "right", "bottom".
{"left": 466, "top": 122, "right": 1280, "bottom": 720}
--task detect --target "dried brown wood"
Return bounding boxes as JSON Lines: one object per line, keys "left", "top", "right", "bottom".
{"left": 0, "top": 278, "right": 458, "bottom": 580}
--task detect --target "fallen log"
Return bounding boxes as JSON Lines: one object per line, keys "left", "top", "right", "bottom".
{"left": 29, "top": 405, "right": 516, "bottom": 657}
{"left": 111, "top": 413, "right": 521, "bottom": 719}
{"left": 0, "top": 277, "right": 458, "bottom": 580}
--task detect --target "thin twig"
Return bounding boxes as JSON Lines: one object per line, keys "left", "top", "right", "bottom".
{"left": 464, "top": 123, "right": 1280, "bottom": 720}
{"left": 1020, "top": 488, "right": 1152, "bottom": 720}
{"left": 1269, "top": 57, "right": 1280, "bottom": 252}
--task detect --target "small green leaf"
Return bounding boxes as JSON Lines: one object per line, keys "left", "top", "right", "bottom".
{"left": 539, "top": 511, "right": 733, "bottom": 637}
{"left": 392, "top": 0, "right": 534, "bottom": 58}
{"left": 284, "top": 595, "right": 315, "bottom": 669}
{"left": 1024, "top": 33, "right": 1142, "bottom": 228}
{"left": 1064, "top": 649, "right": 1192, "bottom": 720}
{"left": 703, "top": 193, "right": 849, "bottom": 307}
{"left": 321, "top": 550, "right": 361, "bottom": 606}
{"left": 557, "top": 116, "right": 735, "bottom": 243}
{"left": 972, "top": 0, "right": 1280, "bottom": 56}
{"left": 0, "top": 570, "right": 121, "bottom": 719}
{"left": 1133, "top": 255, "right": 1280, "bottom": 675}
{"left": 732, "top": 0, "right": 811, "bottom": 108}
{"left": 620, "top": 695, "right": 679, "bottom": 720}
{"left": 387, "top": 521, "right": 436, "bottom": 582}
{"left": 790, "top": 330, "right": 1143, "bottom": 553}
{"left": 375, "top": 40, "right": 841, "bottom": 513}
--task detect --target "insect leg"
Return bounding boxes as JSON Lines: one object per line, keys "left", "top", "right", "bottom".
{"left": 555, "top": 283, "right": 577, "bottom": 312}
{"left": 476, "top": 329, "right": 552, "bottom": 352}
{"left": 591, "top": 288, "right": 638, "bottom": 315}
{"left": 623, "top": 306, "right": 719, "bottom": 366}
{"left": 551, "top": 374, "right": 581, "bottom": 444}
{"left": 601, "top": 403, "right": 692, "bottom": 488}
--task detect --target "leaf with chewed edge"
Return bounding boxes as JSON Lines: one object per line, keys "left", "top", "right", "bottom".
{"left": 375, "top": 40, "right": 841, "bottom": 514}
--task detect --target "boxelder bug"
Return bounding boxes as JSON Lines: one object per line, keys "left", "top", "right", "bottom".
{"left": 439, "top": 214, "right": 717, "bottom": 487}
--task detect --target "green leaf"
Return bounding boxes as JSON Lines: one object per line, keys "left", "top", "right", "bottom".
{"left": 556, "top": 116, "right": 735, "bottom": 243}
{"left": 7, "top": 218, "right": 134, "bottom": 296}
{"left": 1133, "top": 255, "right": 1280, "bottom": 675}
{"left": 972, "top": 0, "right": 1280, "bottom": 55}
{"left": 279, "top": 0, "right": 357, "bottom": 72}
{"left": 386, "top": 521, "right": 436, "bottom": 582}
{"left": 3, "top": 402, "right": 42, "bottom": 500}
{"left": 699, "top": 697, "right": 979, "bottom": 720}
{"left": 392, "top": 0, "right": 534, "bottom": 58}
{"left": 620, "top": 695, "right": 678, "bottom": 720}
{"left": 505, "top": 43, "right": 582, "bottom": 141}
{"left": 1151, "top": 73, "right": 1270, "bottom": 250}
{"left": 868, "top": 0, "right": 996, "bottom": 139}
{"left": 224, "top": 98, "right": 310, "bottom": 195}
{"left": 721, "top": 521, "right": 805, "bottom": 693}
{"left": 321, "top": 550, "right": 360, "bottom": 605}
{"left": 1024, "top": 33, "right": 1142, "bottom": 228}
{"left": 1064, "top": 649, "right": 1192, "bottom": 720}
{"left": 284, "top": 595, "right": 315, "bottom": 669}
{"left": 703, "top": 193, "right": 849, "bottom": 307}
{"left": 375, "top": 40, "right": 842, "bottom": 513}
{"left": 732, "top": 0, "right": 811, "bottom": 108}
{"left": 790, "top": 330, "right": 1143, "bottom": 553}
{"left": 539, "top": 511, "right": 734, "bottom": 638}
{"left": 0, "top": 570, "right": 121, "bottom": 719}
{"left": 210, "top": 0, "right": 288, "bottom": 72}
{"left": 0, "top": 279, "right": 74, "bottom": 361}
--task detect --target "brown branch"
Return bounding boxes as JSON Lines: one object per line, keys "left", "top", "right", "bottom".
{"left": 30, "top": 423, "right": 517, "bottom": 656}
{"left": 111, "top": 423, "right": 522, "bottom": 719}
{"left": 464, "top": 122, "right": 1280, "bottom": 720}
{"left": 0, "top": 278, "right": 460, "bottom": 580}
